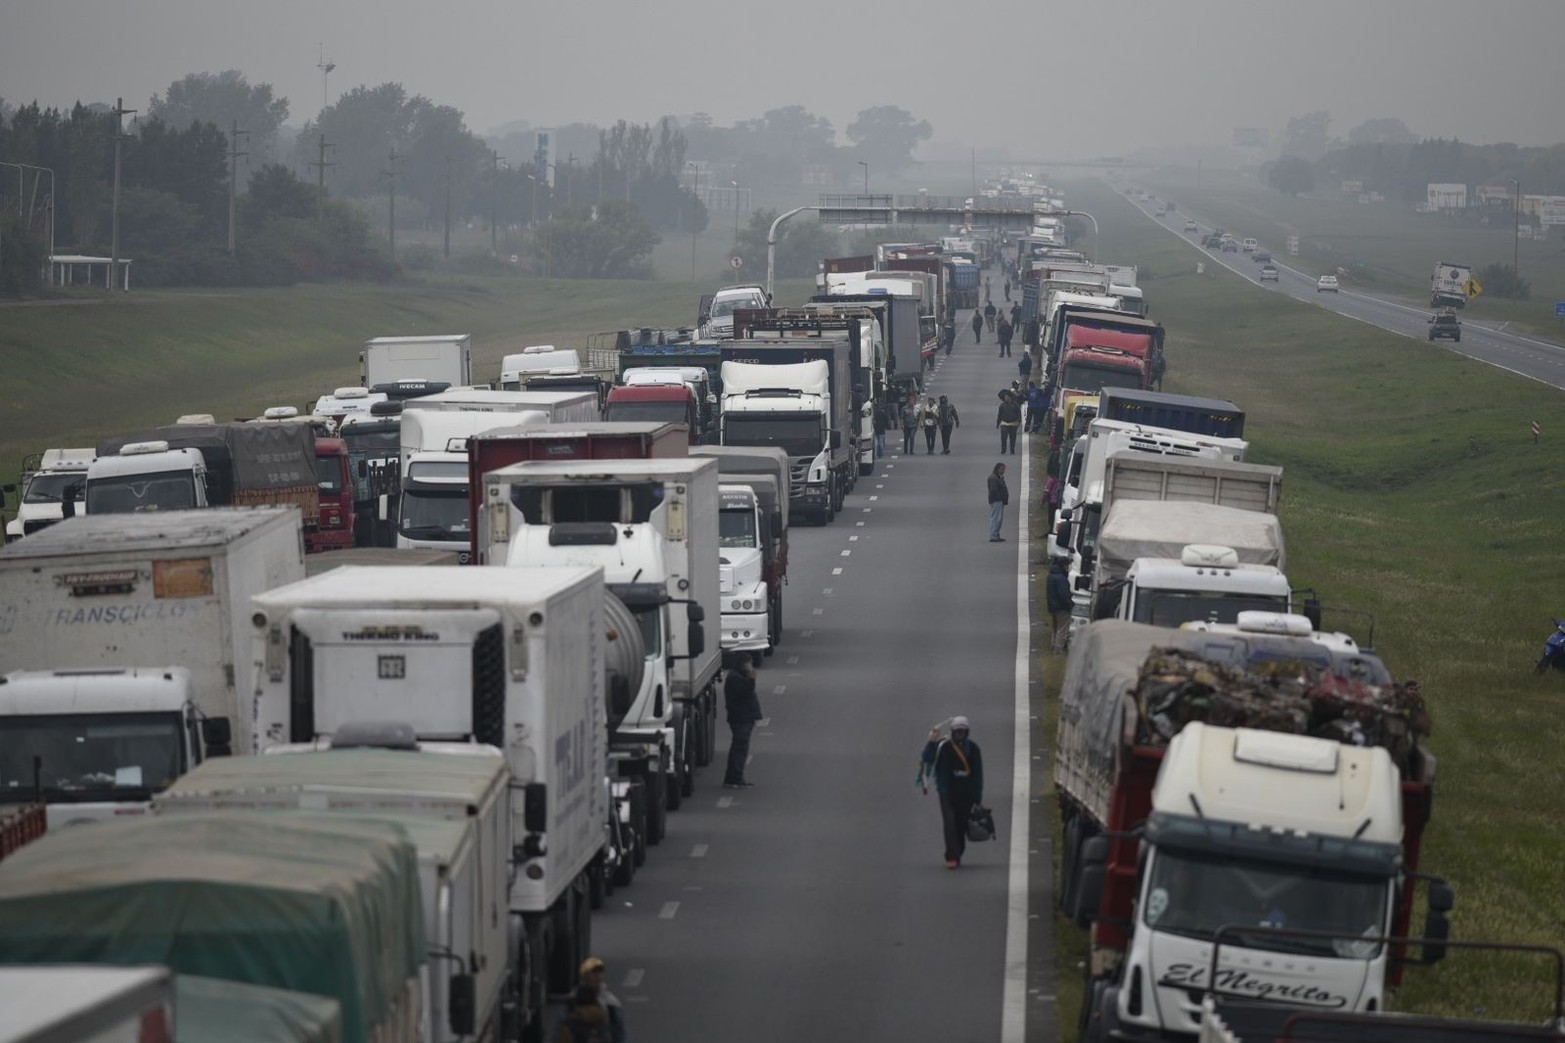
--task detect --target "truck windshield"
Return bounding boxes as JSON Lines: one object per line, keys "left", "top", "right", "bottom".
{"left": 23, "top": 472, "right": 84, "bottom": 504}
{"left": 1134, "top": 593, "right": 1291, "bottom": 627}
{"left": 604, "top": 402, "right": 688, "bottom": 424}
{"left": 343, "top": 425, "right": 401, "bottom": 501}
{"left": 85, "top": 474, "right": 198, "bottom": 514}
{"left": 723, "top": 416, "right": 823, "bottom": 458}
{"left": 1143, "top": 849, "right": 1388, "bottom": 959}
{"left": 0, "top": 713, "right": 185, "bottom": 802}
{"left": 1059, "top": 363, "right": 1145, "bottom": 395}
{"left": 315, "top": 455, "right": 345, "bottom": 494}
{"left": 399, "top": 489, "right": 470, "bottom": 541}
{"left": 720, "top": 507, "right": 757, "bottom": 548}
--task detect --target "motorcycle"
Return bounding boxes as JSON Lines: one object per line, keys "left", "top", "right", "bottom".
{"left": 1536, "top": 619, "right": 1565, "bottom": 673}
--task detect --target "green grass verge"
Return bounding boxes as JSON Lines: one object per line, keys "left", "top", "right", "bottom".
{"left": 1137, "top": 167, "right": 1565, "bottom": 341}
{"left": 0, "top": 274, "right": 813, "bottom": 493}
{"left": 1037, "top": 179, "right": 1565, "bottom": 1034}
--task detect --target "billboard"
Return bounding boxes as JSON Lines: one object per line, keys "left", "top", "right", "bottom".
{"left": 1427, "top": 183, "right": 1467, "bottom": 210}
{"left": 1541, "top": 204, "right": 1565, "bottom": 228}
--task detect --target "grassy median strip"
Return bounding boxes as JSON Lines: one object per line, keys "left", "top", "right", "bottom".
{"left": 1038, "top": 180, "right": 1565, "bottom": 1032}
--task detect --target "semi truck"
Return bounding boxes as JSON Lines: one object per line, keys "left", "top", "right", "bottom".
{"left": 157, "top": 744, "right": 514, "bottom": 1043}
{"left": 616, "top": 366, "right": 716, "bottom": 437}
{"left": 500, "top": 345, "right": 581, "bottom": 389}
{"left": 339, "top": 409, "right": 404, "bottom": 548}
{"left": 466, "top": 420, "right": 689, "bottom": 565}
{"left": 244, "top": 408, "right": 356, "bottom": 554}
{"left": 249, "top": 565, "right": 609, "bottom": 1039}
{"left": 692, "top": 445, "right": 790, "bottom": 659}
{"left": 360, "top": 333, "right": 473, "bottom": 388}
{"left": 91, "top": 420, "right": 318, "bottom": 523}
{"left": 1058, "top": 619, "right": 1444, "bottom": 1042}
{"left": 602, "top": 382, "right": 701, "bottom": 442}
{"left": 735, "top": 307, "right": 887, "bottom": 478}
{"left": 810, "top": 285, "right": 928, "bottom": 399}
{"left": 0, "top": 667, "right": 232, "bottom": 830}
{"left": 479, "top": 459, "right": 722, "bottom": 828}
{"left": 0, "top": 507, "right": 305, "bottom": 759}
{"left": 1056, "top": 324, "right": 1155, "bottom": 396}
{"left": 0, "top": 812, "right": 428, "bottom": 1043}
{"left": 4, "top": 448, "right": 92, "bottom": 542}
{"left": 1430, "top": 261, "right": 1474, "bottom": 310}
{"left": 1098, "top": 388, "right": 1244, "bottom": 440}
{"left": 720, "top": 340, "right": 855, "bottom": 523}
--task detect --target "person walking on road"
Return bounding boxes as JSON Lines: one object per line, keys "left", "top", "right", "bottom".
{"left": 997, "top": 316, "right": 1014, "bottom": 358}
{"left": 971, "top": 310, "right": 984, "bottom": 344}
{"left": 555, "top": 983, "right": 612, "bottom": 1043}
{"left": 577, "top": 958, "right": 627, "bottom": 1043}
{"left": 919, "top": 395, "right": 940, "bottom": 454}
{"left": 984, "top": 275, "right": 992, "bottom": 304}
{"left": 1017, "top": 350, "right": 1032, "bottom": 381}
{"left": 1025, "top": 381, "right": 1046, "bottom": 433}
{"left": 921, "top": 717, "right": 984, "bottom": 868}
{"left": 983, "top": 300, "right": 997, "bottom": 333}
{"left": 901, "top": 395, "right": 919, "bottom": 454}
{"left": 1003, "top": 277, "right": 1012, "bottom": 302}
{"left": 941, "top": 321, "right": 956, "bottom": 357}
{"left": 723, "top": 655, "right": 762, "bottom": 788}
{"left": 1046, "top": 557, "right": 1073, "bottom": 653}
{"left": 937, "top": 395, "right": 960, "bottom": 454}
{"left": 872, "top": 402, "right": 889, "bottom": 458}
{"left": 1150, "top": 350, "right": 1167, "bottom": 392}
{"left": 996, "top": 394, "right": 1022, "bottom": 456}
{"left": 987, "top": 461, "right": 1009, "bottom": 540}
{"left": 1010, "top": 302, "right": 1022, "bottom": 330}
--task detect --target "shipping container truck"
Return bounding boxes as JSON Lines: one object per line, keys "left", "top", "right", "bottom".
{"left": 1058, "top": 620, "right": 1445, "bottom": 1043}
{"left": 360, "top": 333, "right": 473, "bottom": 388}
{"left": 467, "top": 421, "right": 688, "bottom": 565}
{"left": 0, "top": 507, "right": 305, "bottom": 758}
{"left": 91, "top": 421, "right": 318, "bottom": 523}
{"left": 1430, "top": 261, "right": 1473, "bottom": 310}
{"left": 158, "top": 745, "right": 513, "bottom": 1043}
{"left": 810, "top": 287, "right": 928, "bottom": 398}
{"left": 479, "top": 460, "right": 721, "bottom": 828}
{"left": 248, "top": 566, "right": 608, "bottom": 1041}
{"left": 0, "top": 812, "right": 428, "bottom": 1043}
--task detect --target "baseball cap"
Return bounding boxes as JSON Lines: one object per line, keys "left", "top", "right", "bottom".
{"left": 950, "top": 716, "right": 970, "bottom": 731}
{"left": 580, "top": 957, "right": 606, "bottom": 976}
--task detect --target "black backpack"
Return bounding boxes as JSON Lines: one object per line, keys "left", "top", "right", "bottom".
{"left": 563, "top": 1015, "right": 611, "bottom": 1043}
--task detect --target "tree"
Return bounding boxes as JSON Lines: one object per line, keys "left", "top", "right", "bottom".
{"left": 1282, "top": 111, "right": 1332, "bottom": 163}
{"left": 538, "top": 199, "right": 658, "bottom": 279}
{"left": 242, "top": 164, "right": 318, "bottom": 229}
{"left": 1477, "top": 263, "right": 1529, "bottom": 300}
{"left": 1347, "top": 117, "right": 1415, "bottom": 147}
{"left": 1267, "top": 155, "right": 1316, "bottom": 196}
{"left": 0, "top": 213, "right": 45, "bottom": 296}
{"left": 123, "top": 117, "right": 229, "bottom": 231}
{"left": 846, "top": 106, "right": 932, "bottom": 174}
{"left": 148, "top": 71, "right": 289, "bottom": 165}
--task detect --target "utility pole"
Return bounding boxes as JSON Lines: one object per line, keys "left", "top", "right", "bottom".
{"left": 442, "top": 156, "right": 453, "bottom": 259}
{"left": 317, "top": 45, "right": 335, "bottom": 115}
{"left": 110, "top": 97, "right": 136, "bottom": 291}
{"left": 1196, "top": 159, "right": 1202, "bottom": 191}
{"left": 308, "top": 134, "right": 334, "bottom": 224}
{"left": 490, "top": 150, "right": 500, "bottom": 256}
{"left": 1511, "top": 178, "right": 1521, "bottom": 278}
{"left": 227, "top": 122, "right": 249, "bottom": 254}
{"left": 385, "top": 149, "right": 399, "bottom": 263}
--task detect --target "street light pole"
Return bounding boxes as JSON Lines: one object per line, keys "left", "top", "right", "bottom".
{"left": 1510, "top": 178, "right": 1521, "bottom": 278}
{"left": 731, "top": 180, "right": 740, "bottom": 244}
{"left": 110, "top": 97, "right": 136, "bottom": 292}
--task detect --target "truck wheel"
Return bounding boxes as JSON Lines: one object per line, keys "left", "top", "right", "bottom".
{"left": 612, "top": 830, "right": 637, "bottom": 886}
{"left": 665, "top": 729, "right": 685, "bottom": 811}
{"left": 769, "top": 590, "right": 782, "bottom": 650}
{"left": 547, "top": 881, "right": 587, "bottom": 994}
{"left": 521, "top": 917, "right": 550, "bottom": 1043}
{"left": 628, "top": 786, "right": 649, "bottom": 867}
{"left": 645, "top": 765, "right": 667, "bottom": 846}
{"left": 588, "top": 855, "right": 608, "bottom": 910}
{"left": 1058, "top": 814, "right": 1081, "bottom": 913}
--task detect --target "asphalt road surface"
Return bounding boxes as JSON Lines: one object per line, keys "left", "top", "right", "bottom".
{"left": 588, "top": 314, "right": 1059, "bottom": 1042}
{"left": 1125, "top": 189, "right": 1565, "bottom": 390}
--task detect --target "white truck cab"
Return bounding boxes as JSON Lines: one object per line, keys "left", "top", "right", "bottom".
{"left": 718, "top": 483, "right": 769, "bottom": 657}
{"left": 85, "top": 442, "right": 208, "bottom": 513}
{"left": 5, "top": 448, "right": 92, "bottom": 540}
{"left": 1105, "top": 544, "right": 1291, "bottom": 626}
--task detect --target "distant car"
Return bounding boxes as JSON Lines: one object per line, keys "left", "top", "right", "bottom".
{"left": 1428, "top": 313, "right": 1461, "bottom": 342}
{"left": 1184, "top": 220, "right": 1199, "bottom": 233}
{"left": 1202, "top": 233, "right": 1223, "bottom": 249}
{"left": 1253, "top": 250, "right": 1272, "bottom": 264}
{"left": 1259, "top": 264, "right": 1279, "bottom": 282}
{"left": 1154, "top": 206, "right": 1167, "bottom": 217}
{"left": 1241, "top": 238, "right": 1258, "bottom": 253}
{"left": 1221, "top": 240, "right": 1239, "bottom": 253}
{"left": 1317, "top": 275, "right": 1340, "bottom": 292}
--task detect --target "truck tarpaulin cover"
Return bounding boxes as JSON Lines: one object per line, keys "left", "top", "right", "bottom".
{"left": 0, "top": 812, "right": 423, "bottom": 1043}
{"left": 1097, "top": 500, "right": 1285, "bottom": 580}
{"left": 176, "top": 975, "right": 344, "bottom": 1043}
{"left": 98, "top": 424, "right": 320, "bottom": 521}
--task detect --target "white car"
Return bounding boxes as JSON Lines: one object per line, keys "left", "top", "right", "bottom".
{"left": 1317, "top": 275, "right": 1340, "bottom": 293}
{"left": 1241, "top": 237, "right": 1258, "bottom": 253}
{"left": 1184, "top": 220, "right": 1199, "bottom": 233}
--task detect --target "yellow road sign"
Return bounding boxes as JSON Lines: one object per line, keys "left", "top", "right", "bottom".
{"left": 1464, "top": 277, "right": 1483, "bottom": 298}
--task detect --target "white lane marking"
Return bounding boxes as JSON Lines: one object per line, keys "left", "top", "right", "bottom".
{"left": 658, "top": 901, "right": 680, "bottom": 920}
{"left": 624, "top": 969, "right": 645, "bottom": 989}
{"left": 800, "top": 630, "right": 813, "bottom": 638}
{"left": 876, "top": 484, "right": 885, "bottom": 489}
{"left": 812, "top": 607, "right": 824, "bottom": 615}
{"left": 840, "top": 550, "right": 851, "bottom": 557}
{"left": 716, "top": 796, "right": 733, "bottom": 809}
{"left": 856, "top": 521, "right": 866, "bottom": 526}
{"left": 759, "top": 717, "right": 771, "bottom": 726}
{"left": 772, "top": 685, "right": 786, "bottom": 695}
{"left": 690, "top": 844, "right": 708, "bottom": 859}
{"left": 868, "top": 495, "right": 879, "bottom": 501}
{"left": 848, "top": 535, "right": 859, "bottom": 541}
{"left": 832, "top": 567, "right": 843, "bottom": 575}
{"left": 1001, "top": 428, "right": 1033, "bottom": 1043}
{"left": 786, "top": 656, "right": 799, "bottom": 665}
{"left": 823, "top": 587, "right": 833, "bottom": 595}
{"left": 862, "top": 508, "right": 872, "bottom": 513}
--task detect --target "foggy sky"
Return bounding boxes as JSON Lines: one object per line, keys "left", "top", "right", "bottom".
{"left": 3, "top": 0, "right": 1563, "bottom": 161}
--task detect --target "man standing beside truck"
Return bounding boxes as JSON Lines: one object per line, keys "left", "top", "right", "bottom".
{"left": 723, "top": 656, "right": 761, "bottom": 789}
{"left": 921, "top": 718, "right": 984, "bottom": 869}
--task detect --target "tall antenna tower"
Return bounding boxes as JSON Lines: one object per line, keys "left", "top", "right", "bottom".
{"left": 317, "top": 44, "right": 336, "bottom": 114}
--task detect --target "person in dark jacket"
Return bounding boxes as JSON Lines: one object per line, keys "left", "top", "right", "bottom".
{"left": 723, "top": 655, "right": 762, "bottom": 788}
{"left": 1017, "top": 351, "right": 1032, "bottom": 382}
{"left": 1046, "top": 557, "right": 1073, "bottom": 653}
{"left": 872, "top": 403, "right": 889, "bottom": 458}
{"left": 996, "top": 316, "right": 1014, "bottom": 358}
{"left": 921, "top": 716, "right": 984, "bottom": 868}
{"left": 971, "top": 310, "right": 984, "bottom": 343}
{"left": 987, "top": 461, "right": 1009, "bottom": 541}
{"left": 983, "top": 300, "right": 997, "bottom": 332}
{"left": 1010, "top": 302, "right": 1023, "bottom": 329}
{"left": 995, "top": 394, "right": 1023, "bottom": 455}
{"left": 937, "top": 396, "right": 960, "bottom": 454}
{"left": 1025, "top": 382, "right": 1046, "bottom": 433}
{"left": 555, "top": 984, "right": 612, "bottom": 1043}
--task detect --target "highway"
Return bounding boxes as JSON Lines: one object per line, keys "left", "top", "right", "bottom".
{"left": 588, "top": 328, "right": 1058, "bottom": 1041}
{"left": 1124, "top": 190, "right": 1565, "bottom": 390}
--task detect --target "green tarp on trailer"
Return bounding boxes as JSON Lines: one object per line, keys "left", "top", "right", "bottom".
{"left": 0, "top": 813, "right": 423, "bottom": 1043}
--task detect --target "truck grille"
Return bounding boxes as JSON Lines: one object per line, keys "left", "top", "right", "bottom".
{"left": 471, "top": 624, "right": 505, "bottom": 747}
{"left": 789, "top": 460, "right": 810, "bottom": 486}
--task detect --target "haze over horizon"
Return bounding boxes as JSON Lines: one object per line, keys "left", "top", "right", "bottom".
{"left": 3, "top": 0, "right": 1564, "bottom": 160}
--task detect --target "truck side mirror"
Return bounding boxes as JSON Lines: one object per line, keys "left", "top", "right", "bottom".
{"left": 1303, "top": 595, "right": 1323, "bottom": 632}
{"left": 686, "top": 602, "right": 706, "bottom": 657}
{"left": 1073, "top": 835, "right": 1111, "bottom": 928}
{"left": 448, "top": 973, "right": 476, "bottom": 1036}
{"left": 1055, "top": 522, "right": 1072, "bottom": 548}
{"left": 1420, "top": 879, "right": 1454, "bottom": 964}
{"left": 200, "top": 717, "right": 233, "bottom": 758}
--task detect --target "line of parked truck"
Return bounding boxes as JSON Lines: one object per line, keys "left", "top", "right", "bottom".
{"left": 0, "top": 256, "right": 995, "bottom": 1040}
{"left": 1001, "top": 211, "right": 1556, "bottom": 1040}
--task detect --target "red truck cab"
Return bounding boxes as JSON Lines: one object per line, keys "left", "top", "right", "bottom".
{"left": 1056, "top": 325, "right": 1153, "bottom": 397}
{"left": 603, "top": 385, "right": 699, "bottom": 442}
{"left": 306, "top": 436, "right": 355, "bottom": 553}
